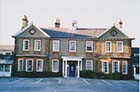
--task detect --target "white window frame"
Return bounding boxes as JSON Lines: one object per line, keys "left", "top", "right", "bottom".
{"left": 122, "top": 60, "right": 128, "bottom": 74}
{"left": 116, "top": 41, "right": 123, "bottom": 53}
{"left": 102, "top": 61, "right": 109, "bottom": 74}
{"left": 86, "top": 41, "right": 93, "bottom": 52}
{"left": 112, "top": 60, "right": 120, "bottom": 73}
{"left": 23, "top": 39, "right": 30, "bottom": 51}
{"left": 18, "top": 59, "right": 24, "bottom": 71}
{"left": 105, "top": 41, "right": 112, "bottom": 52}
{"left": 36, "top": 59, "right": 43, "bottom": 72}
{"left": 52, "top": 59, "right": 59, "bottom": 72}
{"left": 26, "top": 59, "right": 33, "bottom": 72}
{"left": 52, "top": 40, "right": 60, "bottom": 52}
{"left": 34, "top": 40, "right": 41, "bottom": 51}
{"left": 86, "top": 60, "right": 93, "bottom": 70}
{"left": 69, "top": 40, "right": 76, "bottom": 52}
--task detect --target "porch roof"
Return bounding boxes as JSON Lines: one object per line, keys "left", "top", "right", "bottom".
{"left": 62, "top": 56, "right": 83, "bottom": 61}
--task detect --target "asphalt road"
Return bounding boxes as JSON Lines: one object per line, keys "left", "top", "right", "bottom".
{"left": 0, "top": 77, "right": 139, "bottom": 92}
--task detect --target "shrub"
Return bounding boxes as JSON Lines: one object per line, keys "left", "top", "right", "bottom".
{"left": 109, "top": 72, "right": 121, "bottom": 80}
{"left": 12, "top": 72, "right": 62, "bottom": 78}
{"left": 80, "top": 70, "right": 95, "bottom": 78}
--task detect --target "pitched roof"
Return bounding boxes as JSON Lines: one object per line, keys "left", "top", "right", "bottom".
{"left": 42, "top": 27, "right": 106, "bottom": 38}
{"left": 41, "top": 28, "right": 91, "bottom": 38}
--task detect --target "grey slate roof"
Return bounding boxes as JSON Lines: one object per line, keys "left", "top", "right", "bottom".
{"left": 41, "top": 28, "right": 91, "bottom": 38}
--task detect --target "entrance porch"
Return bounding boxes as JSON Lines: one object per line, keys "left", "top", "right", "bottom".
{"left": 62, "top": 56, "right": 83, "bottom": 78}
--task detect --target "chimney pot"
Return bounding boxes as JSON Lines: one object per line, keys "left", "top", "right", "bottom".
{"left": 55, "top": 19, "right": 60, "bottom": 28}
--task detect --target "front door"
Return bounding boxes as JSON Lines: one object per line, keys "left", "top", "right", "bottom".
{"left": 69, "top": 64, "right": 75, "bottom": 77}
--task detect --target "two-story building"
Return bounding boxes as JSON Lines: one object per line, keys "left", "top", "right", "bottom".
{"left": 12, "top": 16, "right": 134, "bottom": 78}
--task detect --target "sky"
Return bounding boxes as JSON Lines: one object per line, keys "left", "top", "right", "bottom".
{"left": 0, "top": 0, "right": 139, "bottom": 47}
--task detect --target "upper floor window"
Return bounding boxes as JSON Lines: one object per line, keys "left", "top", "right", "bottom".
{"left": 23, "top": 39, "right": 29, "bottom": 51}
{"left": 86, "top": 60, "right": 93, "bottom": 70}
{"left": 112, "top": 60, "right": 120, "bottom": 73}
{"left": 69, "top": 40, "right": 76, "bottom": 52}
{"left": 18, "top": 59, "right": 24, "bottom": 72}
{"left": 52, "top": 60, "right": 59, "bottom": 72}
{"left": 116, "top": 41, "right": 123, "bottom": 52}
{"left": 105, "top": 41, "right": 112, "bottom": 52}
{"left": 53, "top": 40, "right": 60, "bottom": 52}
{"left": 102, "top": 61, "right": 109, "bottom": 74}
{"left": 36, "top": 59, "right": 43, "bottom": 72}
{"left": 86, "top": 41, "right": 93, "bottom": 52}
{"left": 34, "top": 40, "right": 41, "bottom": 51}
{"left": 26, "top": 59, "right": 33, "bottom": 72}
{"left": 122, "top": 61, "right": 128, "bottom": 74}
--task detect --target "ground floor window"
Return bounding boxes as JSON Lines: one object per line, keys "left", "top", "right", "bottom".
{"left": 0, "top": 64, "right": 10, "bottom": 72}
{"left": 0, "top": 65, "right": 3, "bottom": 71}
{"left": 112, "top": 60, "right": 120, "bottom": 73}
{"left": 86, "top": 60, "right": 93, "bottom": 70}
{"left": 102, "top": 61, "right": 109, "bottom": 74}
{"left": 26, "top": 59, "right": 33, "bottom": 72}
{"left": 52, "top": 60, "right": 59, "bottom": 72}
{"left": 18, "top": 59, "right": 24, "bottom": 71}
{"left": 122, "top": 61, "right": 128, "bottom": 74}
{"left": 36, "top": 59, "right": 43, "bottom": 72}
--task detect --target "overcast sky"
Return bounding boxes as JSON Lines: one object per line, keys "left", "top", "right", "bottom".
{"left": 0, "top": 0, "right": 139, "bottom": 47}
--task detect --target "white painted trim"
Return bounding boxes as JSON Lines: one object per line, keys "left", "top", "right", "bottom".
{"left": 112, "top": 60, "right": 120, "bottom": 73}
{"left": 52, "top": 40, "right": 60, "bottom": 52}
{"left": 86, "top": 41, "right": 93, "bottom": 52}
{"left": 34, "top": 39, "right": 41, "bottom": 51}
{"left": 52, "top": 59, "right": 59, "bottom": 72}
{"left": 25, "top": 59, "right": 33, "bottom": 72}
{"left": 23, "top": 39, "right": 30, "bottom": 51}
{"left": 62, "top": 56, "right": 83, "bottom": 61}
{"left": 105, "top": 41, "right": 112, "bottom": 52}
{"left": 69, "top": 40, "right": 76, "bottom": 52}
{"left": 18, "top": 59, "right": 24, "bottom": 72}
{"left": 102, "top": 61, "right": 109, "bottom": 74}
{"left": 13, "top": 23, "right": 50, "bottom": 37}
{"left": 116, "top": 41, "right": 123, "bottom": 53}
{"left": 86, "top": 60, "right": 93, "bottom": 70}
{"left": 36, "top": 59, "right": 43, "bottom": 72}
{"left": 122, "top": 60, "right": 128, "bottom": 74}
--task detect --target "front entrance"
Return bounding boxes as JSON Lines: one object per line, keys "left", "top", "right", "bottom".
{"left": 69, "top": 64, "right": 76, "bottom": 77}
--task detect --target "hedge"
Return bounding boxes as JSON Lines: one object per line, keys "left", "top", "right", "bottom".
{"left": 12, "top": 72, "right": 62, "bottom": 78}
{"left": 80, "top": 70, "right": 123, "bottom": 80}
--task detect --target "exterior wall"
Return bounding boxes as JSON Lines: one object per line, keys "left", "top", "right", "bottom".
{"left": 13, "top": 25, "right": 132, "bottom": 78}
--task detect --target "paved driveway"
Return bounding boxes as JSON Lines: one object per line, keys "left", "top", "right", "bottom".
{"left": 0, "top": 77, "right": 139, "bottom": 92}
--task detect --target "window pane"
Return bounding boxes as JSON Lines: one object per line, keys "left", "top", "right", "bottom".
{"left": 0, "top": 65, "right": 3, "bottom": 71}
{"left": 26, "top": 60, "right": 33, "bottom": 72}
{"left": 86, "top": 41, "right": 93, "bottom": 51}
{"left": 102, "top": 62, "right": 108, "bottom": 73}
{"left": 117, "top": 41, "right": 123, "bottom": 52}
{"left": 53, "top": 40, "right": 59, "bottom": 51}
{"left": 112, "top": 61, "right": 119, "bottom": 73}
{"left": 5, "top": 65, "right": 10, "bottom": 72}
{"left": 105, "top": 41, "right": 111, "bottom": 52}
{"left": 86, "top": 60, "right": 93, "bottom": 70}
{"left": 34, "top": 40, "right": 41, "bottom": 51}
{"left": 52, "top": 60, "right": 59, "bottom": 72}
{"left": 122, "top": 61, "right": 127, "bottom": 74}
{"left": 36, "top": 60, "right": 43, "bottom": 72}
{"left": 18, "top": 59, "right": 23, "bottom": 71}
{"left": 69, "top": 41, "right": 76, "bottom": 52}
{"left": 23, "top": 40, "right": 29, "bottom": 51}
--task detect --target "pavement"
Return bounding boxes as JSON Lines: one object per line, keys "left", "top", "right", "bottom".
{"left": 0, "top": 77, "right": 139, "bottom": 92}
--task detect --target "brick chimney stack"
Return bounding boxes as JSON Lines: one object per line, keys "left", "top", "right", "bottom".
{"left": 21, "top": 15, "right": 28, "bottom": 29}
